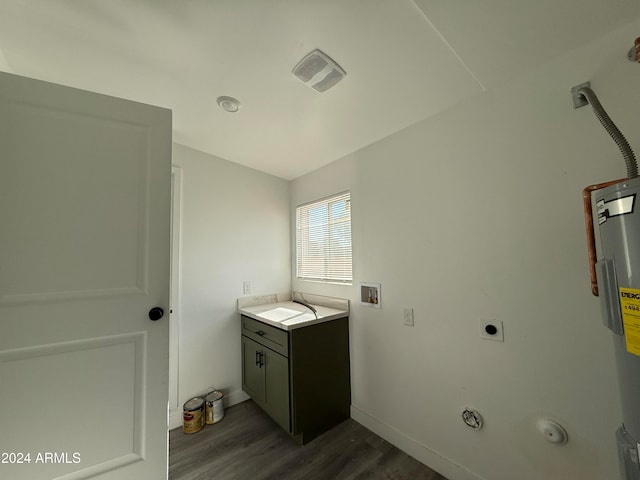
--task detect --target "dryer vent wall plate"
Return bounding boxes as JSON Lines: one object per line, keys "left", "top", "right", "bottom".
{"left": 292, "top": 49, "right": 346, "bottom": 92}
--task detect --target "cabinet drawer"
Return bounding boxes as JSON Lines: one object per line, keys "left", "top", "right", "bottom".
{"left": 242, "top": 316, "right": 289, "bottom": 357}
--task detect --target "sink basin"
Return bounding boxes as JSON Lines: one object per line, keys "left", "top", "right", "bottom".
{"left": 256, "top": 307, "right": 302, "bottom": 322}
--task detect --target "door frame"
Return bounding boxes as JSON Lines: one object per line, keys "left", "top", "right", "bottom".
{"left": 169, "top": 165, "right": 182, "bottom": 424}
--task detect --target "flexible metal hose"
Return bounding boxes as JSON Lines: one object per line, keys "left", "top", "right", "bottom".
{"left": 578, "top": 86, "right": 638, "bottom": 178}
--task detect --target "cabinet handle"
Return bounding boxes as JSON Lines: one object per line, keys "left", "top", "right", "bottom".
{"left": 255, "top": 351, "right": 261, "bottom": 366}
{"left": 259, "top": 351, "right": 265, "bottom": 367}
{"left": 256, "top": 330, "right": 265, "bottom": 336}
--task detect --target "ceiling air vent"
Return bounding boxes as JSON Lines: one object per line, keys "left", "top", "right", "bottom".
{"left": 292, "top": 49, "right": 346, "bottom": 93}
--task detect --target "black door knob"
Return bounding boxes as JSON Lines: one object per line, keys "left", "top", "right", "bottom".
{"left": 148, "top": 307, "right": 164, "bottom": 321}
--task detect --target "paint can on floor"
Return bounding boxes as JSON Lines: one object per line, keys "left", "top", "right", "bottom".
{"left": 183, "top": 397, "right": 205, "bottom": 434}
{"left": 205, "top": 390, "right": 224, "bottom": 424}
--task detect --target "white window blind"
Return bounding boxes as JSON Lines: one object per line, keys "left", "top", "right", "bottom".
{"left": 296, "top": 191, "right": 352, "bottom": 283}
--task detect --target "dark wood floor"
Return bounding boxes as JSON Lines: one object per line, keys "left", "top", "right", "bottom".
{"left": 169, "top": 400, "right": 448, "bottom": 480}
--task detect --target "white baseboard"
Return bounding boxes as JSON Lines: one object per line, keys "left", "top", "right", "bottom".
{"left": 350, "top": 404, "right": 486, "bottom": 480}
{"left": 168, "top": 389, "right": 251, "bottom": 431}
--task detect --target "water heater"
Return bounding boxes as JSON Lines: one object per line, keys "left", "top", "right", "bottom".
{"left": 575, "top": 82, "right": 640, "bottom": 479}
{"left": 595, "top": 178, "right": 640, "bottom": 478}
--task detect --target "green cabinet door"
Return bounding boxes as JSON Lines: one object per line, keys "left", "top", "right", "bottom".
{"left": 263, "top": 347, "right": 290, "bottom": 432}
{"left": 242, "top": 335, "right": 290, "bottom": 430}
{"left": 241, "top": 336, "right": 265, "bottom": 406}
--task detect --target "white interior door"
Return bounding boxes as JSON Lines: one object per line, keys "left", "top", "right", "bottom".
{"left": 0, "top": 72, "right": 171, "bottom": 479}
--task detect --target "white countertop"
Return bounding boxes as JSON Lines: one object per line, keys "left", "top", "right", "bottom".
{"left": 237, "top": 293, "right": 349, "bottom": 331}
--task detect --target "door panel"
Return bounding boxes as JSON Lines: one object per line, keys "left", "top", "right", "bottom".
{"left": 0, "top": 72, "right": 171, "bottom": 479}
{"left": 0, "top": 333, "right": 144, "bottom": 478}
{"left": 263, "top": 348, "right": 290, "bottom": 432}
{"left": 1, "top": 101, "right": 148, "bottom": 303}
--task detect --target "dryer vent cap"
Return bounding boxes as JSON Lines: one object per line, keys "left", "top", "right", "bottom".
{"left": 292, "top": 49, "right": 346, "bottom": 93}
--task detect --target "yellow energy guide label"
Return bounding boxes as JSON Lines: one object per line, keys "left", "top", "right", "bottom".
{"left": 619, "top": 287, "right": 640, "bottom": 356}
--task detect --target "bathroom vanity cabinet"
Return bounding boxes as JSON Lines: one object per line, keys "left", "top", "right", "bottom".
{"left": 240, "top": 313, "right": 350, "bottom": 445}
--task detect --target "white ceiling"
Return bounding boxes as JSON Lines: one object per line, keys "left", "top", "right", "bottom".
{"left": 0, "top": 0, "right": 638, "bottom": 179}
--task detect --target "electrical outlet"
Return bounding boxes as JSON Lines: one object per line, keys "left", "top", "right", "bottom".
{"left": 243, "top": 281, "right": 251, "bottom": 295}
{"left": 403, "top": 308, "right": 414, "bottom": 327}
{"left": 479, "top": 319, "right": 504, "bottom": 342}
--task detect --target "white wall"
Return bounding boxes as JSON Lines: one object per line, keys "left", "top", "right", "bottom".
{"left": 170, "top": 143, "right": 290, "bottom": 428}
{"left": 291, "top": 19, "right": 640, "bottom": 480}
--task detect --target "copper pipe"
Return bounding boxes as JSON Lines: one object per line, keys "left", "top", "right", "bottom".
{"left": 583, "top": 178, "right": 626, "bottom": 296}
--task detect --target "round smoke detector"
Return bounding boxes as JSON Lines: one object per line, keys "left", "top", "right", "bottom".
{"left": 462, "top": 408, "right": 483, "bottom": 430}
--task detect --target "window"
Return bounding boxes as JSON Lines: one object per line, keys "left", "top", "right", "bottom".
{"left": 296, "top": 191, "right": 352, "bottom": 284}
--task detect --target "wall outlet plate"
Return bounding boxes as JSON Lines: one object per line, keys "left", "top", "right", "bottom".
{"left": 479, "top": 319, "right": 504, "bottom": 342}
{"left": 403, "top": 308, "right": 414, "bottom": 326}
